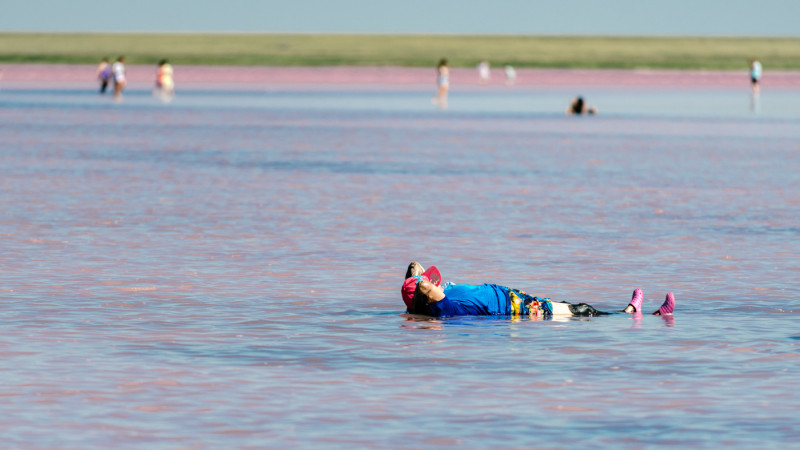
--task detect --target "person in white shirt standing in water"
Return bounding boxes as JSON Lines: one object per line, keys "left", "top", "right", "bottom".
{"left": 112, "top": 56, "right": 127, "bottom": 100}
{"left": 749, "top": 58, "right": 762, "bottom": 95}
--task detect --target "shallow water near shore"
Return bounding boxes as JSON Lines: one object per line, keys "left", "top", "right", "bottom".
{"left": 1, "top": 77, "right": 799, "bottom": 447}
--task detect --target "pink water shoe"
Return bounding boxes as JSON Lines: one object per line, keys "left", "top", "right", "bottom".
{"left": 657, "top": 292, "right": 675, "bottom": 315}
{"left": 628, "top": 288, "right": 643, "bottom": 312}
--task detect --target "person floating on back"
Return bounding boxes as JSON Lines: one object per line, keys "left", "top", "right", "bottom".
{"left": 401, "top": 262, "right": 675, "bottom": 318}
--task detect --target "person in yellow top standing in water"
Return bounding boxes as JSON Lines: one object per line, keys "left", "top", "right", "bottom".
{"left": 154, "top": 59, "right": 175, "bottom": 102}
{"left": 111, "top": 56, "right": 127, "bottom": 100}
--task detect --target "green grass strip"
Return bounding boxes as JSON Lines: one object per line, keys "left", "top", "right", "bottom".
{"left": 2, "top": 33, "right": 799, "bottom": 70}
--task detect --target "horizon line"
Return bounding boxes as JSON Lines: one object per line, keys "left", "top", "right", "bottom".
{"left": 2, "top": 30, "right": 800, "bottom": 39}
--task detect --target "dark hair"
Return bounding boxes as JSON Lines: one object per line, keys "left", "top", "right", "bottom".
{"left": 438, "top": 58, "right": 448, "bottom": 68}
{"left": 158, "top": 59, "right": 168, "bottom": 66}
{"left": 409, "top": 284, "right": 433, "bottom": 316}
{"left": 572, "top": 96, "right": 584, "bottom": 114}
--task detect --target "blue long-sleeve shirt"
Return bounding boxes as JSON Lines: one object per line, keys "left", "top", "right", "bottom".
{"left": 428, "top": 283, "right": 510, "bottom": 317}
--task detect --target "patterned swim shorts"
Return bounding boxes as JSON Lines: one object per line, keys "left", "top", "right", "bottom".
{"left": 507, "top": 288, "right": 553, "bottom": 317}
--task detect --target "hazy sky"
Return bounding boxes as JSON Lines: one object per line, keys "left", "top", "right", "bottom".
{"left": 2, "top": 0, "right": 798, "bottom": 35}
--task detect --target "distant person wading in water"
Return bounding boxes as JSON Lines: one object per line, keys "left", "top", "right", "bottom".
{"left": 432, "top": 58, "right": 450, "bottom": 109}
{"left": 401, "top": 262, "right": 675, "bottom": 318}
{"left": 566, "top": 96, "right": 597, "bottom": 115}
{"left": 96, "top": 58, "right": 111, "bottom": 94}
{"left": 154, "top": 59, "right": 175, "bottom": 102}
{"left": 750, "top": 58, "right": 762, "bottom": 95}
{"left": 112, "top": 56, "right": 127, "bottom": 100}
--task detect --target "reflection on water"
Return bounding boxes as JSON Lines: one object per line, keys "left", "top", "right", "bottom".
{"left": 5, "top": 85, "right": 800, "bottom": 119}
{"left": 750, "top": 91, "right": 761, "bottom": 115}
{"left": 1, "top": 85, "right": 799, "bottom": 447}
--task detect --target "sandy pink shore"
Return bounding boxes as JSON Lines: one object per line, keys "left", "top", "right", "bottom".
{"left": 2, "top": 64, "right": 799, "bottom": 89}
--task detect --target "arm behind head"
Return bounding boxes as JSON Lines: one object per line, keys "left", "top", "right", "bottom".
{"left": 405, "top": 261, "right": 425, "bottom": 279}
{"left": 409, "top": 280, "right": 446, "bottom": 315}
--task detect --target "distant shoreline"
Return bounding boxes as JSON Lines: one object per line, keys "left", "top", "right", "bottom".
{"left": 2, "top": 33, "right": 800, "bottom": 70}
{"left": 3, "top": 64, "right": 799, "bottom": 90}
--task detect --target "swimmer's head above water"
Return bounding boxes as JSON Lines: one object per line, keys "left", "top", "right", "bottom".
{"left": 402, "top": 262, "right": 443, "bottom": 312}
{"left": 410, "top": 278, "right": 446, "bottom": 315}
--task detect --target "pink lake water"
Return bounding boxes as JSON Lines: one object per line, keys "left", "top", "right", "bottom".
{"left": 1, "top": 65, "right": 800, "bottom": 447}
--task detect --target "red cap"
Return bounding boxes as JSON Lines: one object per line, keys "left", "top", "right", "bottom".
{"left": 401, "top": 266, "right": 441, "bottom": 310}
